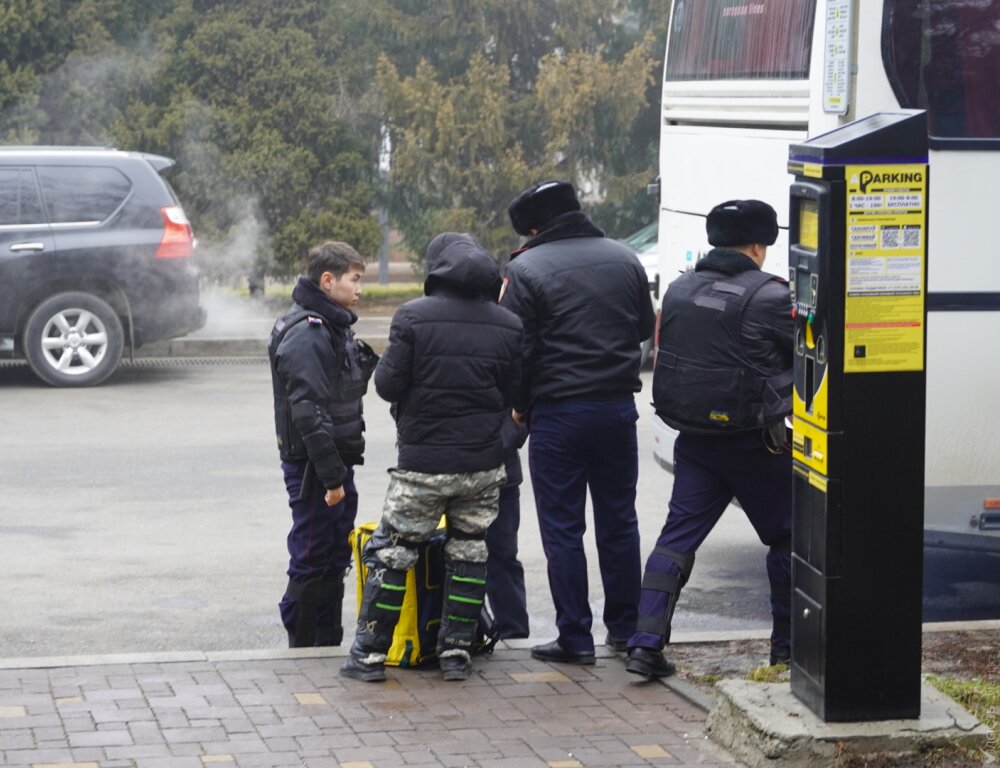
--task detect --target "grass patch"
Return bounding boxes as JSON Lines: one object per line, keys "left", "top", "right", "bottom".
{"left": 360, "top": 283, "right": 424, "bottom": 307}
{"left": 927, "top": 674, "right": 1000, "bottom": 725}
{"left": 745, "top": 663, "right": 789, "bottom": 683}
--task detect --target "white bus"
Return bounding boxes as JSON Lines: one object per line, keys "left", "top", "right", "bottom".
{"left": 652, "top": 0, "right": 1000, "bottom": 553}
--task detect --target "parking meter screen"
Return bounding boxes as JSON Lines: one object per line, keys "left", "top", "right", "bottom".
{"left": 796, "top": 268, "right": 814, "bottom": 307}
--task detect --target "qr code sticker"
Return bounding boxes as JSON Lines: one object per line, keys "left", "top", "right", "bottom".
{"left": 902, "top": 226, "right": 921, "bottom": 248}
{"left": 880, "top": 226, "right": 901, "bottom": 249}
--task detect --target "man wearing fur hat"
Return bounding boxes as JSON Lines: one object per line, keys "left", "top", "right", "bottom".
{"left": 625, "top": 199, "right": 794, "bottom": 679}
{"left": 501, "top": 180, "right": 655, "bottom": 665}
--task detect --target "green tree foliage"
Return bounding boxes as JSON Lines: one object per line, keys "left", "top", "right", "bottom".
{"left": 0, "top": 0, "right": 671, "bottom": 277}
{"left": 534, "top": 40, "right": 657, "bottom": 223}
{"left": 375, "top": 1, "right": 669, "bottom": 259}
{"left": 123, "top": 0, "right": 381, "bottom": 279}
{"left": 377, "top": 53, "right": 537, "bottom": 256}
{"left": 0, "top": 0, "right": 379, "bottom": 280}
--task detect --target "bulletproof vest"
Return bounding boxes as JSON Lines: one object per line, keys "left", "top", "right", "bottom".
{"left": 269, "top": 309, "right": 377, "bottom": 463}
{"left": 652, "top": 268, "right": 792, "bottom": 434}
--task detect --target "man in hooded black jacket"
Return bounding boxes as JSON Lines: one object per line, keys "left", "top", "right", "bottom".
{"left": 341, "top": 232, "right": 523, "bottom": 683}
{"left": 269, "top": 241, "right": 376, "bottom": 648}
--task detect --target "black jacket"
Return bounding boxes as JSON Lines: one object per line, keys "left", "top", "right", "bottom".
{"left": 375, "top": 234, "right": 524, "bottom": 474}
{"left": 500, "top": 211, "right": 655, "bottom": 411}
{"left": 652, "top": 248, "right": 794, "bottom": 432}
{"left": 269, "top": 277, "right": 376, "bottom": 489}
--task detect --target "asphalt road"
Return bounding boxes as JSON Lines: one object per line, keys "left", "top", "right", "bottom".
{"left": 1, "top": 362, "right": 996, "bottom": 659}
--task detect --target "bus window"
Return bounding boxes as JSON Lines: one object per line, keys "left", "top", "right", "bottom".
{"left": 665, "top": 0, "right": 816, "bottom": 81}
{"left": 884, "top": 0, "right": 1000, "bottom": 139}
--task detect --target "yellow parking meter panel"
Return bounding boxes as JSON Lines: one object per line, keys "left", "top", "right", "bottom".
{"left": 792, "top": 417, "right": 830, "bottom": 477}
{"left": 843, "top": 164, "right": 927, "bottom": 373}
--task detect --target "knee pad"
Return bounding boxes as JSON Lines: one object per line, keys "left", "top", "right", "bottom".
{"left": 444, "top": 525, "right": 488, "bottom": 564}
{"left": 364, "top": 524, "right": 421, "bottom": 571}
{"left": 635, "top": 547, "right": 696, "bottom": 643}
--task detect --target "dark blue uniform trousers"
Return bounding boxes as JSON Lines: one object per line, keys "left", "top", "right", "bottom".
{"left": 486, "top": 483, "right": 530, "bottom": 638}
{"left": 529, "top": 399, "right": 642, "bottom": 652}
{"left": 629, "top": 430, "right": 792, "bottom": 653}
{"left": 279, "top": 461, "right": 358, "bottom": 634}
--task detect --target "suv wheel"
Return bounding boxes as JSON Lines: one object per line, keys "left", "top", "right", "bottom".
{"left": 23, "top": 292, "right": 125, "bottom": 387}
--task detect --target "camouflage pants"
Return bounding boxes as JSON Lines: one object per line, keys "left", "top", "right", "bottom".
{"left": 367, "top": 465, "right": 506, "bottom": 570}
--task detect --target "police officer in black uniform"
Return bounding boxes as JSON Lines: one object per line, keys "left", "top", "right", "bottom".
{"left": 625, "top": 200, "right": 794, "bottom": 678}
{"left": 269, "top": 241, "right": 376, "bottom": 648}
{"left": 501, "top": 181, "right": 655, "bottom": 664}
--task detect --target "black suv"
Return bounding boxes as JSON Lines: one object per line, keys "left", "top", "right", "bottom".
{"left": 0, "top": 147, "right": 206, "bottom": 386}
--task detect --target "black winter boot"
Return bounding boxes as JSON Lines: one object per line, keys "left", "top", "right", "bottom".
{"left": 437, "top": 560, "right": 487, "bottom": 681}
{"left": 625, "top": 647, "right": 676, "bottom": 679}
{"left": 339, "top": 563, "right": 407, "bottom": 683}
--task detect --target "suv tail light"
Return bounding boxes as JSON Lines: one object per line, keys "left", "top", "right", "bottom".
{"left": 155, "top": 206, "right": 194, "bottom": 259}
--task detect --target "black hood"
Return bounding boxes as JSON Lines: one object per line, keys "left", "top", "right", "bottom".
{"left": 424, "top": 232, "right": 502, "bottom": 300}
{"left": 290, "top": 276, "right": 356, "bottom": 328}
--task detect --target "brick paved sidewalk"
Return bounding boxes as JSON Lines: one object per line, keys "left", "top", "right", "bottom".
{"left": 0, "top": 646, "right": 738, "bottom": 768}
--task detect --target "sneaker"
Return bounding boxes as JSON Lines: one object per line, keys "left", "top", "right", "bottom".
{"left": 625, "top": 647, "right": 676, "bottom": 679}
{"left": 440, "top": 655, "right": 472, "bottom": 681}
{"left": 339, "top": 655, "right": 386, "bottom": 683}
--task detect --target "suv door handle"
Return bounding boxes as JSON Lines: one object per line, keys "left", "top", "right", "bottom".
{"left": 9, "top": 242, "right": 46, "bottom": 252}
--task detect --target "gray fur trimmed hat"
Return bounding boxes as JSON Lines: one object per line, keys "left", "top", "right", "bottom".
{"left": 706, "top": 199, "right": 779, "bottom": 247}
{"left": 507, "top": 180, "right": 581, "bottom": 236}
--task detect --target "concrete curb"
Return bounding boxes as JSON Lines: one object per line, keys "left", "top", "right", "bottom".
{"left": 706, "top": 679, "right": 990, "bottom": 768}
{"left": 137, "top": 337, "right": 269, "bottom": 358}
{"left": 0, "top": 629, "right": 784, "bottom": 672}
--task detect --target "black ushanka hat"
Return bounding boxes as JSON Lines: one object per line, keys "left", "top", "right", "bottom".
{"left": 706, "top": 199, "right": 779, "bottom": 247}
{"left": 507, "top": 180, "right": 581, "bottom": 236}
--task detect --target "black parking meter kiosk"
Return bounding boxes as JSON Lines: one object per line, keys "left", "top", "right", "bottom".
{"left": 787, "top": 111, "right": 927, "bottom": 721}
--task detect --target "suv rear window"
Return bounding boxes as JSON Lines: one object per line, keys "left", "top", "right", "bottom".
{"left": 38, "top": 166, "right": 132, "bottom": 224}
{"left": 0, "top": 168, "right": 45, "bottom": 226}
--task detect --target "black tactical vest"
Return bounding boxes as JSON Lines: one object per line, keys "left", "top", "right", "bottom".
{"left": 269, "top": 309, "right": 377, "bottom": 464}
{"left": 652, "top": 268, "right": 792, "bottom": 434}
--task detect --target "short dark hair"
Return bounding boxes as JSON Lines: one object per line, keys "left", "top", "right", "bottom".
{"left": 305, "top": 241, "right": 366, "bottom": 283}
